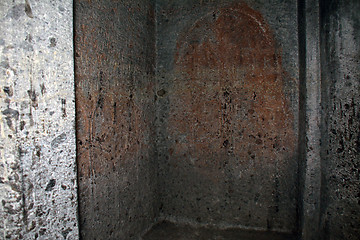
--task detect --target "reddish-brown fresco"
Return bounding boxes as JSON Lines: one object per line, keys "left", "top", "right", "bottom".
{"left": 162, "top": 3, "right": 298, "bottom": 230}
{"left": 170, "top": 3, "right": 296, "bottom": 175}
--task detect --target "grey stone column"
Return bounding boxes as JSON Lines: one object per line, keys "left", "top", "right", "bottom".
{"left": 319, "top": 0, "right": 360, "bottom": 239}
{"left": 0, "top": 1, "right": 79, "bottom": 239}
{"left": 298, "top": 0, "right": 322, "bottom": 239}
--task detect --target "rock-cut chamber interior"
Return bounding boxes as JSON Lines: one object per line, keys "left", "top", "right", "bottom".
{"left": 74, "top": 0, "right": 359, "bottom": 239}
{"left": 1, "top": 0, "right": 358, "bottom": 239}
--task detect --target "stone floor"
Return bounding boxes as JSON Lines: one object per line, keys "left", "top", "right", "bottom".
{"left": 143, "top": 221, "right": 298, "bottom": 240}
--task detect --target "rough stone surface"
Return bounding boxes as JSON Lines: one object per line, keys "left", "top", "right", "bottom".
{"left": 0, "top": 1, "right": 78, "bottom": 239}
{"left": 143, "top": 221, "right": 297, "bottom": 240}
{"left": 155, "top": 0, "right": 299, "bottom": 233}
{"left": 74, "top": 0, "right": 157, "bottom": 239}
{"left": 319, "top": 0, "right": 360, "bottom": 239}
{"left": 2, "top": 1, "right": 358, "bottom": 239}
{"left": 297, "top": 0, "right": 322, "bottom": 239}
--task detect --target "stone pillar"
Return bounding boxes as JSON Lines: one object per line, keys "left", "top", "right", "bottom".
{"left": 0, "top": 1, "right": 79, "bottom": 239}
{"left": 319, "top": 0, "right": 360, "bottom": 239}
{"left": 298, "top": 0, "right": 322, "bottom": 239}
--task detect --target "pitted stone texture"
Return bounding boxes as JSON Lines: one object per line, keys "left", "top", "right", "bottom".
{"left": 320, "top": 0, "right": 360, "bottom": 239}
{"left": 143, "top": 221, "right": 298, "bottom": 240}
{"left": 297, "top": 0, "right": 322, "bottom": 239}
{"left": 0, "top": 1, "right": 78, "bottom": 239}
{"left": 75, "top": 0, "right": 157, "bottom": 239}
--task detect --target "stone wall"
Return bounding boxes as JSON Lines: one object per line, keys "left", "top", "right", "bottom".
{"left": 320, "top": 0, "right": 360, "bottom": 239}
{"left": 1, "top": 1, "right": 359, "bottom": 239}
{"left": 0, "top": 1, "right": 78, "bottom": 239}
{"left": 74, "top": 0, "right": 157, "bottom": 239}
{"left": 155, "top": 0, "right": 299, "bottom": 233}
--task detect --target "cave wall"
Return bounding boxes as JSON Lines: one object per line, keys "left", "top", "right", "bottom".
{"left": 319, "top": 0, "right": 360, "bottom": 239}
{"left": 74, "top": 0, "right": 157, "bottom": 239}
{"left": 0, "top": 1, "right": 79, "bottom": 239}
{"left": 1, "top": 0, "right": 359, "bottom": 239}
{"left": 155, "top": 0, "right": 299, "bottom": 233}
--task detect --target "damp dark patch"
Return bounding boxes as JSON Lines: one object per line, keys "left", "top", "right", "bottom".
{"left": 97, "top": 96, "right": 104, "bottom": 109}
{"left": 223, "top": 139, "right": 229, "bottom": 148}
{"left": 26, "top": 34, "right": 33, "bottom": 43}
{"left": 45, "top": 179, "right": 56, "bottom": 191}
{"left": 27, "top": 89, "right": 38, "bottom": 108}
{"left": 51, "top": 133, "right": 67, "bottom": 149}
{"left": 25, "top": 0, "right": 34, "bottom": 18}
{"left": 39, "top": 228, "right": 47, "bottom": 235}
{"left": 35, "top": 146, "right": 41, "bottom": 158}
{"left": 40, "top": 83, "right": 46, "bottom": 95}
{"left": 62, "top": 228, "right": 72, "bottom": 238}
{"left": 3, "top": 86, "right": 13, "bottom": 97}
{"left": 9, "top": 182, "right": 20, "bottom": 192}
{"left": 2, "top": 201, "right": 20, "bottom": 214}
{"left": 18, "top": 147, "right": 27, "bottom": 158}
{"left": 49, "top": 38, "right": 57, "bottom": 47}
{"left": 61, "top": 99, "right": 67, "bottom": 118}
{"left": 2, "top": 108, "right": 19, "bottom": 130}
{"left": 20, "top": 121, "right": 26, "bottom": 131}
{"left": 157, "top": 89, "right": 166, "bottom": 97}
